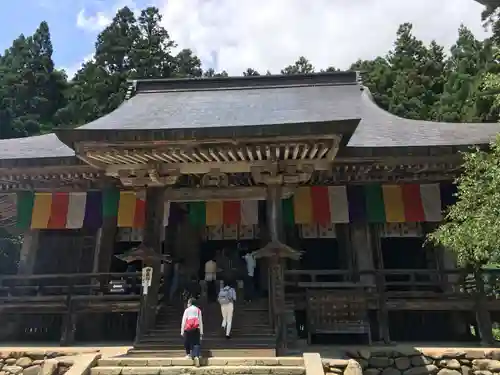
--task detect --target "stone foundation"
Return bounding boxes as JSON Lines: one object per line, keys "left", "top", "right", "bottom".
{"left": 0, "top": 351, "right": 86, "bottom": 375}
{"left": 324, "top": 349, "right": 500, "bottom": 375}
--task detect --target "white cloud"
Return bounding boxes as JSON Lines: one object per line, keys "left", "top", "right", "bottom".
{"left": 158, "top": 0, "right": 492, "bottom": 75}
{"left": 76, "top": 10, "right": 110, "bottom": 32}
{"left": 76, "top": 0, "right": 138, "bottom": 33}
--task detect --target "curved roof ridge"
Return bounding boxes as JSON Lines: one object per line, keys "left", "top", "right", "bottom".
{"left": 347, "top": 86, "right": 500, "bottom": 147}
{"left": 0, "top": 133, "right": 75, "bottom": 160}
{"left": 361, "top": 85, "right": 485, "bottom": 127}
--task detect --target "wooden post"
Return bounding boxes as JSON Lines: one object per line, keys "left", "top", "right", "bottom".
{"left": 18, "top": 230, "right": 39, "bottom": 275}
{"left": 139, "top": 187, "right": 165, "bottom": 339}
{"left": 350, "top": 223, "right": 376, "bottom": 286}
{"left": 375, "top": 270, "right": 390, "bottom": 343}
{"left": 60, "top": 280, "right": 76, "bottom": 346}
{"left": 266, "top": 185, "right": 287, "bottom": 355}
{"left": 94, "top": 215, "right": 118, "bottom": 273}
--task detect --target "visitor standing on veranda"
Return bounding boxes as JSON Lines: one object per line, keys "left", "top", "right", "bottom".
{"left": 218, "top": 281, "right": 236, "bottom": 339}
{"left": 204, "top": 257, "right": 217, "bottom": 302}
{"left": 180, "top": 298, "right": 203, "bottom": 366}
{"left": 242, "top": 250, "right": 257, "bottom": 302}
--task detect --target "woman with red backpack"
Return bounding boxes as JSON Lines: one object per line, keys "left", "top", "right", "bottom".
{"left": 180, "top": 298, "right": 203, "bottom": 365}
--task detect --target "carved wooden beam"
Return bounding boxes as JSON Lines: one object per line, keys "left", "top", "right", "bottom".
{"left": 167, "top": 187, "right": 294, "bottom": 201}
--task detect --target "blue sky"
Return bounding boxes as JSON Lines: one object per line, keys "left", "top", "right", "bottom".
{"left": 0, "top": 0, "right": 154, "bottom": 77}
{"left": 0, "top": 1, "right": 90, "bottom": 73}
{"left": 0, "top": 0, "right": 491, "bottom": 77}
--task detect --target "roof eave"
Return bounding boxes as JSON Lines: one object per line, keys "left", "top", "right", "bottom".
{"left": 55, "top": 119, "right": 361, "bottom": 148}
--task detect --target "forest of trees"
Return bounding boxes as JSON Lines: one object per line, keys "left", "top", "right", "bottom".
{"left": 1, "top": 5, "right": 500, "bottom": 140}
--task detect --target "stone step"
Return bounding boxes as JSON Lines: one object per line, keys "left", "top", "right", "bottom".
{"left": 91, "top": 365, "right": 305, "bottom": 375}
{"left": 150, "top": 326, "right": 273, "bottom": 333}
{"left": 144, "top": 329, "right": 275, "bottom": 340}
{"left": 133, "top": 341, "right": 275, "bottom": 350}
{"left": 139, "top": 336, "right": 276, "bottom": 349}
{"left": 126, "top": 349, "right": 277, "bottom": 358}
{"left": 139, "top": 336, "right": 275, "bottom": 344}
{"left": 97, "top": 357, "right": 303, "bottom": 367}
{"left": 157, "top": 313, "right": 270, "bottom": 321}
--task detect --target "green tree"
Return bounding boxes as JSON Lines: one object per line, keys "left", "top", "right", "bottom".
{"left": 56, "top": 6, "right": 207, "bottom": 127}
{"left": 434, "top": 25, "right": 493, "bottom": 122}
{"left": 243, "top": 68, "right": 260, "bottom": 76}
{"left": 131, "top": 7, "right": 176, "bottom": 78}
{"left": 203, "top": 68, "right": 228, "bottom": 77}
{"left": 173, "top": 49, "right": 203, "bottom": 78}
{"left": 0, "top": 22, "right": 67, "bottom": 137}
{"left": 386, "top": 24, "right": 445, "bottom": 120}
{"left": 281, "top": 56, "right": 315, "bottom": 75}
{"left": 428, "top": 136, "right": 500, "bottom": 269}
{"left": 320, "top": 66, "right": 339, "bottom": 72}
{"left": 351, "top": 57, "right": 394, "bottom": 110}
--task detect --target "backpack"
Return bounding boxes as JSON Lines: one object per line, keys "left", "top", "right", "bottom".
{"left": 218, "top": 287, "right": 233, "bottom": 305}
{"left": 184, "top": 308, "right": 200, "bottom": 331}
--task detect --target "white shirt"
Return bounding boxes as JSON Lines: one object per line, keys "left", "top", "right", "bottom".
{"left": 181, "top": 305, "right": 204, "bottom": 335}
{"left": 205, "top": 260, "right": 217, "bottom": 274}
{"left": 219, "top": 286, "right": 237, "bottom": 302}
{"left": 243, "top": 253, "right": 256, "bottom": 277}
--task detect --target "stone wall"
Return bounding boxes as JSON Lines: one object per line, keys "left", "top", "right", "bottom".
{"left": 323, "top": 349, "right": 500, "bottom": 375}
{"left": 0, "top": 351, "right": 80, "bottom": 375}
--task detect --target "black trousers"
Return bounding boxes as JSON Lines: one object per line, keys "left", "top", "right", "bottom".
{"left": 207, "top": 280, "right": 217, "bottom": 302}
{"left": 244, "top": 274, "right": 255, "bottom": 301}
{"left": 183, "top": 328, "right": 201, "bottom": 357}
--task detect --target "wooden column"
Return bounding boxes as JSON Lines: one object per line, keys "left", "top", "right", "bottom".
{"left": 350, "top": 223, "right": 375, "bottom": 285}
{"left": 18, "top": 230, "right": 39, "bottom": 275}
{"left": 266, "top": 185, "right": 287, "bottom": 355}
{"left": 93, "top": 215, "right": 118, "bottom": 273}
{"left": 371, "top": 224, "right": 390, "bottom": 343}
{"left": 351, "top": 223, "right": 390, "bottom": 343}
{"left": 135, "top": 187, "right": 165, "bottom": 343}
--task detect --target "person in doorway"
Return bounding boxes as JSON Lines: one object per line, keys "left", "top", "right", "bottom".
{"left": 180, "top": 298, "right": 203, "bottom": 366}
{"left": 242, "top": 250, "right": 257, "bottom": 302}
{"left": 204, "top": 257, "right": 217, "bottom": 302}
{"left": 218, "top": 280, "right": 236, "bottom": 339}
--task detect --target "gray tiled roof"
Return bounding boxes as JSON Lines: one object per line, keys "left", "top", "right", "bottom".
{"left": 78, "top": 84, "right": 362, "bottom": 130}
{"left": 0, "top": 133, "right": 74, "bottom": 160}
{"left": 1, "top": 72, "right": 499, "bottom": 161}
{"left": 350, "top": 88, "right": 500, "bottom": 147}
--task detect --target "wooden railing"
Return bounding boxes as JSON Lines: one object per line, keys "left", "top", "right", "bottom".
{"left": 0, "top": 272, "right": 144, "bottom": 345}
{"left": 0, "top": 272, "right": 142, "bottom": 296}
{"left": 284, "top": 268, "right": 500, "bottom": 345}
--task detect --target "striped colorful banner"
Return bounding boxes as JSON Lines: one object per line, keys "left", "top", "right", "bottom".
{"left": 15, "top": 190, "right": 158, "bottom": 230}
{"left": 13, "top": 183, "right": 448, "bottom": 230}
{"left": 188, "top": 200, "right": 259, "bottom": 227}
{"left": 288, "top": 184, "right": 443, "bottom": 224}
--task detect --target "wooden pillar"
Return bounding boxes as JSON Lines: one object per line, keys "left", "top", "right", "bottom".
{"left": 266, "top": 185, "right": 287, "bottom": 355}
{"left": 18, "top": 230, "right": 39, "bottom": 275}
{"left": 93, "top": 215, "right": 118, "bottom": 273}
{"left": 350, "top": 223, "right": 375, "bottom": 285}
{"left": 351, "top": 223, "right": 390, "bottom": 343}
{"left": 135, "top": 187, "right": 165, "bottom": 343}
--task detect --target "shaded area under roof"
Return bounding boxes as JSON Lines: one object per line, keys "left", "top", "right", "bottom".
{"left": 0, "top": 71, "right": 499, "bottom": 162}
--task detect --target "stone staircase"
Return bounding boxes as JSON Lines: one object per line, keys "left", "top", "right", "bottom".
{"left": 90, "top": 356, "right": 306, "bottom": 375}
{"left": 132, "top": 298, "right": 276, "bottom": 356}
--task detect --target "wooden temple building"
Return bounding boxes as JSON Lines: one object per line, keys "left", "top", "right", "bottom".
{"left": 1, "top": 71, "right": 500, "bottom": 352}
